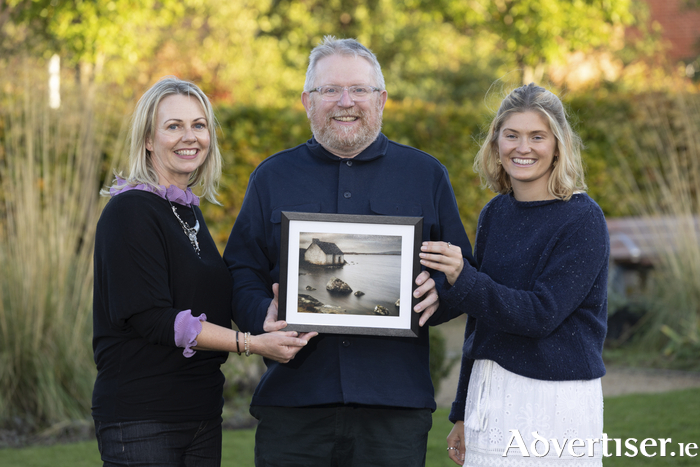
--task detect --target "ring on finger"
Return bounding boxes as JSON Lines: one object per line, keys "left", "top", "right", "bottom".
{"left": 447, "top": 446, "right": 458, "bottom": 451}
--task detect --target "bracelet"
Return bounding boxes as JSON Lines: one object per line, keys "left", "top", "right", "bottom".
{"left": 235, "top": 330, "right": 241, "bottom": 355}
{"left": 244, "top": 332, "right": 251, "bottom": 357}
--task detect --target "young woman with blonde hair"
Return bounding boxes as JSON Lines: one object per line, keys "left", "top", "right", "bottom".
{"left": 421, "top": 83, "right": 609, "bottom": 466}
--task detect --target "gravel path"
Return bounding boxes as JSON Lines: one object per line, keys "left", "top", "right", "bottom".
{"left": 435, "top": 315, "right": 700, "bottom": 408}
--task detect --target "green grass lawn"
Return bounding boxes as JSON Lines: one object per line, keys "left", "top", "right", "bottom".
{"left": 2, "top": 388, "right": 698, "bottom": 466}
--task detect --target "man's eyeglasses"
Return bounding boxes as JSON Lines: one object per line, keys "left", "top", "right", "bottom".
{"left": 309, "top": 85, "right": 382, "bottom": 102}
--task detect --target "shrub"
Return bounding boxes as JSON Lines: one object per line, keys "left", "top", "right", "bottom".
{"left": 208, "top": 94, "right": 646, "bottom": 249}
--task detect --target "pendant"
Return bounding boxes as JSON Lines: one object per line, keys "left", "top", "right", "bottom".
{"left": 169, "top": 203, "right": 201, "bottom": 257}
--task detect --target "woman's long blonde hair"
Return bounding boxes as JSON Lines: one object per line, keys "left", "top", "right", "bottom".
{"left": 473, "top": 83, "right": 586, "bottom": 200}
{"left": 103, "top": 76, "right": 222, "bottom": 204}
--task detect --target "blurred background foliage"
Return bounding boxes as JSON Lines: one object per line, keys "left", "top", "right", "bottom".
{"left": 1, "top": 0, "right": 700, "bottom": 434}
{"left": 1, "top": 0, "right": 675, "bottom": 104}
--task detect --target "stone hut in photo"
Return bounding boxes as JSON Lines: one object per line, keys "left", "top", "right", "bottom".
{"left": 304, "top": 238, "right": 345, "bottom": 267}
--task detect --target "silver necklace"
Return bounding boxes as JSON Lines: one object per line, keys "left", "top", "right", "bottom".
{"left": 166, "top": 195, "right": 201, "bottom": 257}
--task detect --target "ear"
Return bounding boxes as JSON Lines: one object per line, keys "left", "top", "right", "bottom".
{"left": 377, "top": 89, "right": 388, "bottom": 113}
{"left": 145, "top": 135, "right": 153, "bottom": 152}
{"left": 301, "top": 91, "right": 312, "bottom": 118}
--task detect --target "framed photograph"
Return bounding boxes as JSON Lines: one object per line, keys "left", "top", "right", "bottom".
{"left": 279, "top": 212, "right": 423, "bottom": 337}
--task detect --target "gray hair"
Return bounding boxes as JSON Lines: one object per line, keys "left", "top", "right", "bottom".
{"left": 304, "top": 36, "right": 385, "bottom": 91}
{"left": 104, "top": 76, "right": 223, "bottom": 204}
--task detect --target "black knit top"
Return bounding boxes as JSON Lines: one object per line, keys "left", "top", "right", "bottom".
{"left": 92, "top": 190, "right": 232, "bottom": 422}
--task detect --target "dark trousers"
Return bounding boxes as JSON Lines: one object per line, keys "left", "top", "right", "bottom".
{"left": 94, "top": 417, "right": 222, "bottom": 467}
{"left": 250, "top": 405, "right": 432, "bottom": 467}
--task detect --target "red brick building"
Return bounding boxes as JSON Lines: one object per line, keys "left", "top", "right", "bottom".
{"left": 644, "top": 0, "right": 700, "bottom": 61}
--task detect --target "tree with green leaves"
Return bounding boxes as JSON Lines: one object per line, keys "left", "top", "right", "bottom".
{"left": 424, "top": 0, "right": 637, "bottom": 84}
{"left": 3, "top": 0, "right": 655, "bottom": 103}
{"left": 2, "top": 0, "right": 187, "bottom": 85}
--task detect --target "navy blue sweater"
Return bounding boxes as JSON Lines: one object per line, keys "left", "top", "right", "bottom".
{"left": 223, "top": 133, "right": 476, "bottom": 410}
{"left": 443, "top": 193, "right": 609, "bottom": 422}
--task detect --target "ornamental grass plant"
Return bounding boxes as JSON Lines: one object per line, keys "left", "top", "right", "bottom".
{"left": 614, "top": 93, "right": 700, "bottom": 368}
{"left": 0, "top": 59, "right": 125, "bottom": 434}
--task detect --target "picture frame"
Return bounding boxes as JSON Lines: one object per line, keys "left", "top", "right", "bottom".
{"left": 279, "top": 212, "right": 423, "bottom": 337}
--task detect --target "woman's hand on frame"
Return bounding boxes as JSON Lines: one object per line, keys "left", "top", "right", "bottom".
{"left": 419, "top": 241, "right": 464, "bottom": 286}
{"left": 250, "top": 330, "right": 317, "bottom": 363}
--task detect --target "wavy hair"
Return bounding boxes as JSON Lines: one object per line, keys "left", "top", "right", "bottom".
{"left": 473, "top": 83, "right": 586, "bottom": 200}
{"left": 304, "top": 36, "right": 385, "bottom": 91}
{"left": 103, "top": 76, "right": 222, "bottom": 204}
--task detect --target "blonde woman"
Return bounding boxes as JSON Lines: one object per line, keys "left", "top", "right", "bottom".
{"left": 92, "top": 77, "right": 315, "bottom": 466}
{"left": 421, "top": 83, "right": 609, "bottom": 466}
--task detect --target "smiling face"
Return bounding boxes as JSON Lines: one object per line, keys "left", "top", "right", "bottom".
{"left": 146, "top": 94, "right": 210, "bottom": 190}
{"left": 301, "top": 54, "right": 387, "bottom": 158}
{"left": 497, "top": 110, "right": 558, "bottom": 201}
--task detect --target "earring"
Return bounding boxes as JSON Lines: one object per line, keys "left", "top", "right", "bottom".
{"left": 496, "top": 159, "right": 502, "bottom": 166}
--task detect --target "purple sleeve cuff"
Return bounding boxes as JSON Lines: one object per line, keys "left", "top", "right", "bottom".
{"left": 174, "top": 310, "right": 207, "bottom": 358}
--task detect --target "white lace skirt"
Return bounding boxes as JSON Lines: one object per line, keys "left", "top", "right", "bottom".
{"left": 462, "top": 360, "right": 603, "bottom": 466}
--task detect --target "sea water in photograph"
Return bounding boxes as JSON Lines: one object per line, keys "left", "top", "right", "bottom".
{"left": 297, "top": 232, "right": 402, "bottom": 316}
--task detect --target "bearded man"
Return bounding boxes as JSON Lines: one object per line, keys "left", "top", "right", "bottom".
{"left": 223, "top": 36, "right": 475, "bottom": 467}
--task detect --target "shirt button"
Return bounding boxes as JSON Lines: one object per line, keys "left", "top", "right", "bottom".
{"left": 346, "top": 160, "right": 353, "bottom": 166}
{"left": 342, "top": 339, "right": 351, "bottom": 347}
{"left": 343, "top": 192, "right": 351, "bottom": 199}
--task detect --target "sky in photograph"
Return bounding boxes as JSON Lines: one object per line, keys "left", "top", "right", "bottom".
{"left": 299, "top": 232, "right": 402, "bottom": 254}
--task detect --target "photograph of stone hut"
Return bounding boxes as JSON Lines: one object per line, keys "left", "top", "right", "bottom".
{"left": 303, "top": 238, "right": 346, "bottom": 268}
{"left": 296, "top": 232, "right": 403, "bottom": 316}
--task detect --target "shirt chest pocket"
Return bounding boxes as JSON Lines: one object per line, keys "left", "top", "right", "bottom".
{"left": 270, "top": 203, "right": 321, "bottom": 224}
{"left": 369, "top": 199, "right": 422, "bottom": 217}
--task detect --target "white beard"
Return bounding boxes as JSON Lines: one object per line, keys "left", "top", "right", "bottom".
{"left": 308, "top": 100, "right": 383, "bottom": 155}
